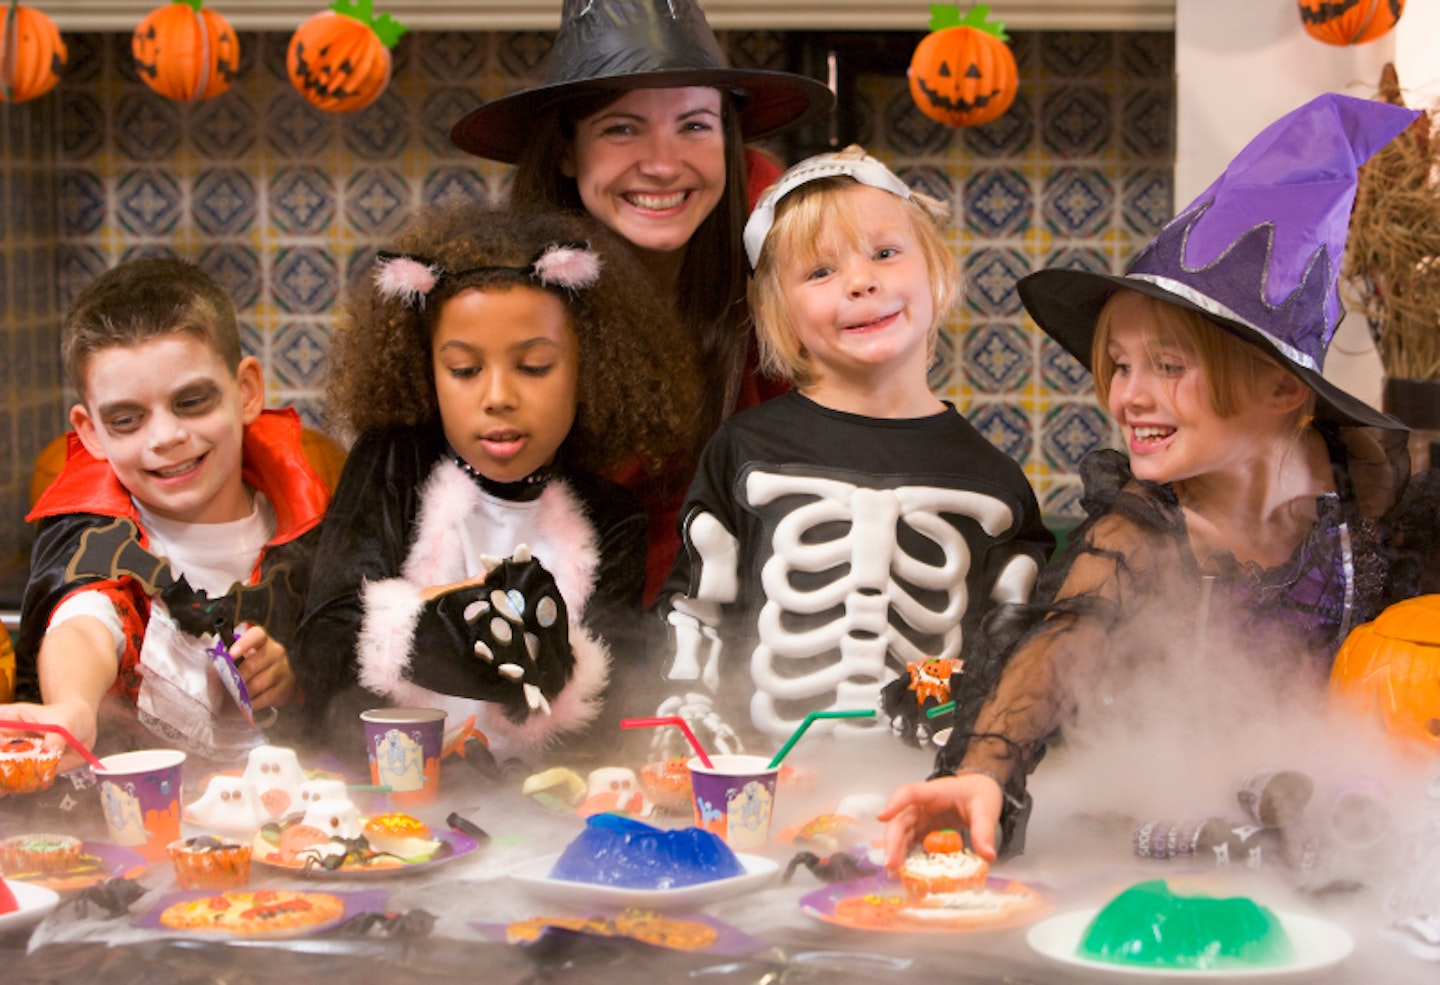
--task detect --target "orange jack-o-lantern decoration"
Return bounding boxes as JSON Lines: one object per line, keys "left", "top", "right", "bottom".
{"left": 922, "top": 828, "right": 965, "bottom": 855}
{"left": 132, "top": 1, "right": 240, "bottom": 103}
{"left": 1298, "top": 0, "right": 1405, "bottom": 46}
{"left": 907, "top": 3, "right": 1018, "bottom": 129}
{"left": 0, "top": 1, "right": 67, "bottom": 104}
{"left": 1330, "top": 594, "right": 1440, "bottom": 757}
{"left": 287, "top": 0, "right": 406, "bottom": 113}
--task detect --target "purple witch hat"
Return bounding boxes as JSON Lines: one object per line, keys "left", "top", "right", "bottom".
{"left": 1019, "top": 93, "right": 1420, "bottom": 430}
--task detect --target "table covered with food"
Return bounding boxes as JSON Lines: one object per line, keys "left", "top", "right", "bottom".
{"left": 2, "top": 720, "right": 1438, "bottom": 985}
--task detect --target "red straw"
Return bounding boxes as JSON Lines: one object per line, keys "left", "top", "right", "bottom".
{"left": 619, "top": 716, "right": 714, "bottom": 769}
{"left": 0, "top": 719, "right": 106, "bottom": 770}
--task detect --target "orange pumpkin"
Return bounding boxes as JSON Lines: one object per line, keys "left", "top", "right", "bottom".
{"left": 0, "top": 1, "right": 66, "bottom": 104}
{"left": 907, "top": 4, "right": 1018, "bottom": 129}
{"left": 1298, "top": 0, "right": 1405, "bottom": 46}
{"left": 287, "top": 2, "right": 406, "bottom": 114}
{"left": 132, "top": 0, "right": 240, "bottom": 103}
{"left": 922, "top": 828, "right": 965, "bottom": 855}
{"left": 1330, "top": 595, "right": 1440, "bottom": 757}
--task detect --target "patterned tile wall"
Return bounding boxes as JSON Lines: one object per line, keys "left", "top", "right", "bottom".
{"left": 0, "top": 28, "right": 1173, "bottom": 572}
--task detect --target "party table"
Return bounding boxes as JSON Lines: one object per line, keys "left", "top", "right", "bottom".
{"left": 2, "top": 743, "right": 1436, "bottom": 985}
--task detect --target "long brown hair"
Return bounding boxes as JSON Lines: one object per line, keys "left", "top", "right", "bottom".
{"left": 510, "top": 88, "right": 750, "bottom": 437}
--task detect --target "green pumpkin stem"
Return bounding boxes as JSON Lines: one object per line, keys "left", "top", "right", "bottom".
{"left": 329, "top": 0, "right": 409, "bottom": 48}
{"left": 928, "top": 3, "right": 1010, "bottom": 42}
{"left": 177, "top": 0, "right": 205, "bottom": 11}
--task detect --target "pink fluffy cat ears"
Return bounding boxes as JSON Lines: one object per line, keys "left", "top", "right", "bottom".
{"left": 373, "top": 242, "right": 603, "bottom": 310}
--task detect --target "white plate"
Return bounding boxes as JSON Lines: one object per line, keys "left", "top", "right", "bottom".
{"left": 1027, "top": 907, "right": 1353, "bottom": 980}
{"left": 509, "top": 852, "right": 778, "bottom": 911}
{"left": 0, "top": 880, "right": 61, "bottom": 935}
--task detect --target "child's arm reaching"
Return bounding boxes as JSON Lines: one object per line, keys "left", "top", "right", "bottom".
{"left": 0, "top": 615, "right": 119, "bottom": 769}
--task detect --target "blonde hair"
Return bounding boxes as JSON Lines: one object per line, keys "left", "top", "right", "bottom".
{"left": 1091, "top": 289, "right": 1315, "bottom": 423}
{"left": 749, "top": 177, "right": 958, "bottom": 389}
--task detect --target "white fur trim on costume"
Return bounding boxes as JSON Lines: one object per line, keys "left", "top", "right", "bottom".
{"left": 356, "top": 578, "right": 426, "bottom": 696}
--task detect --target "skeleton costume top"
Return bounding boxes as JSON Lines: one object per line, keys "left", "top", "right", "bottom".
{"left": 293, "top": 424, "right": 649, "bottom": 765}
{"left": 658, "top": 389, "right": 1055, "bottom": 752}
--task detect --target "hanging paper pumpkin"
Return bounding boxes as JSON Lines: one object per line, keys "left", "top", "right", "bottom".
{"left": 287, "top": 0, "right": 406, "bottom": 114}
{"left": 1298, "top": 0, "right": 1405, "bottom": 46}
{"left": 0, "top": 1, "right": 66, "bottom": 104}
{"left": 907, "top": 3, "right": 1018, "bottom": 129}
{"left": 1330, "top": 595, "right": 1440, "bottom": 757}
{"left": 132, "top": 1, "right": 240, "bottom": 103}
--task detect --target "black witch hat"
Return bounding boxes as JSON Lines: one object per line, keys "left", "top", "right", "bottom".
{"left": 450, "top": 0, "right": 834, "bottom": 164}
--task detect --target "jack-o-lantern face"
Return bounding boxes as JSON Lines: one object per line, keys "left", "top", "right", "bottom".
{"left": 907, "top": 19, "right": 1018, "bottom": 129}
{"left": 1298, "top": 0, "right": 1405, "bottom": 46}
{"left": 0, "top": 2, "right": 67, "bottom": 104}
{"left": 1330, "top": 594, "right": 1440, "bottom": 758}
{"left": 287, "top": 9, "right": 397, "bottom": 114}
{"left": 132, "top": 1, "right": 241, "bottom": 103}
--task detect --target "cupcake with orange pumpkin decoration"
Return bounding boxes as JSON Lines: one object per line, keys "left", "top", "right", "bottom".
{"left": 899, "top": 828, "right": 989, "bottom": 898}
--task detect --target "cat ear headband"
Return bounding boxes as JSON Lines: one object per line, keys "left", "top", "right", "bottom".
{"left": 373, "top": 241, "right": 602, "bottom": 310}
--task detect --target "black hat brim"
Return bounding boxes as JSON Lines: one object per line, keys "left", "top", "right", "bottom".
{"left": 450, "top": 68, "right": 834, "bottom": 164}
{"left": 1018, "top": 268, "right": 1406, "bottom": 432}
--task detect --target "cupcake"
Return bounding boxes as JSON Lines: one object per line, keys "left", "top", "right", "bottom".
{"left": 899, "top": 829, "right": 989, "bottom": 898}
{"left": 0, "top": 833, "right": 83, "bottom": 876}
{"left": 362, "top": 813, "right": 440, "bottom": 859}
{"left": 0, "top": 737, "right": 62, "bottom": 795}
{"left": 168, "top": 836, "right": 252, "bottom": 890}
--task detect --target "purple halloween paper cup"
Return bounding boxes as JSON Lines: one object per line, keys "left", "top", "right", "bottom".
{"left": 94, "top": 749, "right": 186, "bottom": 861}
{"left": 361, "top": 708, "right": 445, "bottom": 804}
{"left": 687, "top": 754, "right": 780, "bottom": 851}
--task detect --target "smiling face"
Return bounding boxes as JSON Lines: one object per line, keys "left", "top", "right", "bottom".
{"left": 562, "top": 87, "right": 727, "bottom": 259}
{"left": 432, "top": 285, "right": 580, "bottom": 485}
{"left": 1101, "top": 311, "right": 1290, "bottom": 487}
{"left": 71, "top": 335, "right": 263, "bottom": 525}
{"left": 777, "top": 184, "right": 937, "bottom": 409}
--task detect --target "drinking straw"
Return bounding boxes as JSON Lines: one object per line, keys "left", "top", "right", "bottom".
{"left": 767, "top": 709, "right": 877, "bottom": 769}
{"left": 619, "top": 716, "right": 713, "bottom": 768}
{"left": 926, "top": 701, "right": 956, "bottom": 720}
{"left": 0, "top": 719, "right": 106, "bottom": 770}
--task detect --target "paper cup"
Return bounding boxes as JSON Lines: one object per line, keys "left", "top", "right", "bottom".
{"left": 361, "top": 708, "right": 445, "bottom": 804}
{"left": 687, "top": 754, "right": 780, "bottom": 851}
{"left": 94, "top": 749, "right": 186, "bottom": 861}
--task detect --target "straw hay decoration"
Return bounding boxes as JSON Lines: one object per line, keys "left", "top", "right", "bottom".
{"left": 1343, "top": 64, "right": 1440, "bottom": 382}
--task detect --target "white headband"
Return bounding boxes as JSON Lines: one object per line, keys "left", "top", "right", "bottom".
{"left": 742, "top": 146, "right": 914, "bottom": 269}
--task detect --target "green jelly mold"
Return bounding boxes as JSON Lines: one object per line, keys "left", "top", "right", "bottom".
{"left": 1078, "top": 879, "right": 1296, "bottom": 970}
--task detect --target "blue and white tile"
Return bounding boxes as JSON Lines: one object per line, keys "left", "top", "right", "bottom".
{"left": 1041, "top": 402, "right": 1111, "bottom": 472}
{"left": 115, "top": 168, "right": 182, "bottom": 236}
{"left": 199, "top": 243, "right": 263, "bottom": 309}
{"left": 964, "top": 323, "right": 1032, "bottom": 393}
{"left": 961, "top": 90, "right": 1035, "bottom": 158}
{"left": 273, "top": 319, "right": 332, "bottom": 388}
{"left": 192, "top": 168, "right": 257, "bottom": 236}
{"left": 114, "top": 91, "right": 182, "bottom": 161}
{"left": 264, "top": 90, "right": 332, "bottom": 159}
{"left": 964, "top": 168, "right": 1031, "bottom": 237}
{"left": 1039, "top": 85, "right": 1111, "bottom": 158}
{"left": 343, "top": 88, "right": 410, "bottom": 159}
{"left": 59, "top": 92, "right": 106, "bottom": 160}
{"left": 344, "top": 167, "right": 413, "bottom": 236}
{"left": 963, "top": 248, "right": 1030, "bottom": 318}
{"left": 269, "top": 166, "right": 336, "bottom": 235}
{"left": 1122, "top": 168, "right": 1172, "bottom": 238}
{"left": 270, "top": 247, "right": 339, "bottom": 314}
{"left": 192, "top": 95, "right": 259, "bottom": 159}
{"left": 422, "top": 88, "right": 484, "bottom": 156}
{"left": 417, "top": 31, "right": 486, "bottom": 81}
{"left": 1040, "top": 32, "right": 1110, "bottom": 78}
{"left": 968, "top": 401, "right": 1034, "bottom": 467}
{"left": 1041, "top": 167, "right": 1114, "bottom": 238}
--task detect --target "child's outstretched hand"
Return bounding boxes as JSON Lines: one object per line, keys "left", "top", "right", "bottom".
{"left": 230, "top": 626, "right": 295, "bottom": 710}
{"left": 0, "top": 700, "right": 98, "bottom": 772}
{"left": 876, "top": 773, "right": 1004, "bottom": 873}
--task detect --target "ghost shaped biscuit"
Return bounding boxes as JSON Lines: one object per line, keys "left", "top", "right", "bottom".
{"left": 579, "top": 766, "right": 650, "bottom": 817}
{"left": 186, "top": 775, "right": 268, "bottom": 832}
{"left": 242, "top": 745, "right": 308, "bottom": 819}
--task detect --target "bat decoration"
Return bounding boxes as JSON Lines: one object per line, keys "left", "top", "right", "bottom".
{"left": 63, "top": 517, "right": 300, "bottom": 643}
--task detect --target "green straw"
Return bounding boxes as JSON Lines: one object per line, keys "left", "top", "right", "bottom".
{"left": 926, "top": 701, "right": 956, "bottom": 719}
{"left": 767, "top": 709, "right": 876, "bottom": 769}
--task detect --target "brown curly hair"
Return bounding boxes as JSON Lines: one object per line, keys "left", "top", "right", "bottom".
{"left": 326, "top": 205, "right": 702, "bottom": 476}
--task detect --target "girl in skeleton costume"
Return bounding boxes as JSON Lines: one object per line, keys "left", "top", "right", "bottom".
{"left": 654, "top": 147, "right": 1054, "bottom": 757}
{"left": 295, "top": 205, "right": 700, "bottom": 765}
{"left": 880, "top": 95, "right": 1440, "bottom": 867}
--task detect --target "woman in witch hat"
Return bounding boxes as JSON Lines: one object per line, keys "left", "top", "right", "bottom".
{"left": 876, "top": 93, "right": 1440, "bottom": 866}
{"left": 450, "top": 0, "right": 833, "bottom": 603}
